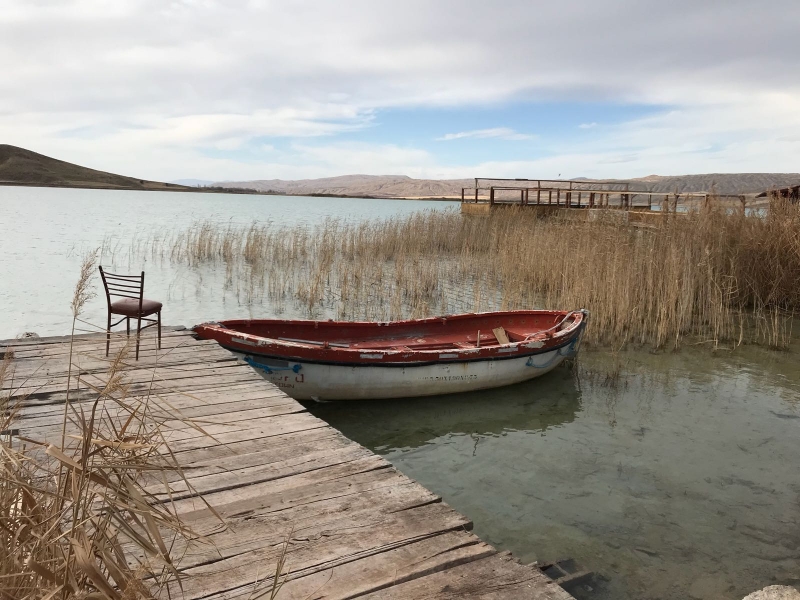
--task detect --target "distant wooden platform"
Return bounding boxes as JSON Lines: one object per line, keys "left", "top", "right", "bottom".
{"left": 2, "top": 328, "right": 573, "bottom": 600}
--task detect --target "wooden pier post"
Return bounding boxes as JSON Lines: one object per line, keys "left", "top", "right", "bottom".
{"left": 548, "top": 189, "right": 552, "bottom": 205}
{"left": 475, "top": 187, "right": 479, "bottom": 203}
{"left": 461, "top": 188, "right": 465, "bottom": 202}
{"left": 490, "top": 187, "right": 495, "bottom": 205}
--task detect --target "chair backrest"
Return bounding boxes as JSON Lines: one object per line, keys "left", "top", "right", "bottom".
{"left": 99, "top": 266, "right": 145, "bottom": 308}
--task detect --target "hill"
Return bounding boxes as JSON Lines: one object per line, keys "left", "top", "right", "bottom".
{"left": 214, "top": 174, "right": 474, "bottom": 198}
{"left": 217, "top": 173, "right": 800, "bottom": 198}
{"left": 626, "top": 173, "right": 800, "bottom": 195}
{"left": 0, "top": 144, "right": 191, "bottom": 191}
{"left": 2, "top": 144, "right": 797, "bottom": 198}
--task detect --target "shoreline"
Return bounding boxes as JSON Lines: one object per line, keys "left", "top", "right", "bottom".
{"left": 0, "top": 180, "right": 458, "bottom": 201}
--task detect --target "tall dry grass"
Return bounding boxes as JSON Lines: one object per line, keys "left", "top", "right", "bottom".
{"left": 104, "top": 198, "right": 800, "bottom": 349}
{"left": 1, "top": 265, "right": 227, "bottom": 599}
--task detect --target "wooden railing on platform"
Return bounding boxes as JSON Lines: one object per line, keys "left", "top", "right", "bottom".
{"left": 460, "top": 177, "right": 746, "bottom": 211}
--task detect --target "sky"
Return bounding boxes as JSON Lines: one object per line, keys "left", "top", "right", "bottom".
{"left": 2, "top": 0, "right": 799, "bottom": 182}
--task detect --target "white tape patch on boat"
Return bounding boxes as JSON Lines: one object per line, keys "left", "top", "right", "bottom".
{"left": 232, "top": 336, "right": 259, "bottom": 347}
{"left": 360, "top": 353, "right": 384, "bottom": 359}
{"left": 438, "top": 353, "right": 458, "bottom": 359}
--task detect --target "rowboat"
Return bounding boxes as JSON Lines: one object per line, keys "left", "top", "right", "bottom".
{"left": 193, "top": 309, "right": 588, "bottom": 401}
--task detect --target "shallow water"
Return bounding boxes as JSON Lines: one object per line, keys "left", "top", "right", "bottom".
{"left": 0, "top": 186, "right": 456, "bottom": 338}
{"left": 307, "top": 345, "right": 800, "bottom": 599}
{"left": 2, "top": 186, "right": 798, "bottom": 599}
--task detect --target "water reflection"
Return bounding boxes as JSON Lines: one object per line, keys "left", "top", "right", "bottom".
{"left": 305, "top": 348, "right": 800, "bottom": 600}
{"left": 305, "top": 366, "right": 581, "bottom": 451}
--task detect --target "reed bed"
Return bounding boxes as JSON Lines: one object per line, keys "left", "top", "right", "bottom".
{"left": 104, "top": 199, "right": 800, "bottom": 349}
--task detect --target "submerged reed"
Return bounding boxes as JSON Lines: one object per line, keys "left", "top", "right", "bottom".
{"left": 104, "top": 198, "right": 800, "bottom": 349}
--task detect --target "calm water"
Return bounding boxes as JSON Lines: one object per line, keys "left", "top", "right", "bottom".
{"left": 308, "top": 345, "right": 800, "bottom": 600}
{"left": 1, "top": 186, "right": 798, "bottom": 599}
{"left": 0, "top": 186, "right": 456, "bottom": 338}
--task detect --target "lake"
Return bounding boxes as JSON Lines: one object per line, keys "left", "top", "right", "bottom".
{"left": 0, "top": 186, "right": 457, "bottom": 338}
{"left": 1, "top": 185, "right": 798, "bottom": 599}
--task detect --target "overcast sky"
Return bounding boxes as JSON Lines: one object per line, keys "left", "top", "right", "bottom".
{"left": 2, "top": 0, "right": 799, "bottom": 181}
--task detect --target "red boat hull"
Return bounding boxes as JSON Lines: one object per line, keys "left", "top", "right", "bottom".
{"left": 193, "top": 310, "right": 587, "bottom": 366}
{"left": 193, "top": 310, "right": 587, "bottom": 399}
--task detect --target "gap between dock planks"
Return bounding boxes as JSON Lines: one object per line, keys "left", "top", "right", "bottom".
{"left": 3, "top": 329, "right": 573, "bottom": 600}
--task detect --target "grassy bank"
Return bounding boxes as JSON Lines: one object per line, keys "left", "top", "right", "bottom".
{"left": 105, "top": 199, "right": 800, "bottom": 349}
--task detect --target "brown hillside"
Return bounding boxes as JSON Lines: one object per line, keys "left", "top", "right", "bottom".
{"left": 0, "top": 145, "right": 188, "bottom": 191}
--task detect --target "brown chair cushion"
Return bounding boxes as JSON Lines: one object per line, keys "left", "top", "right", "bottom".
{"left": 110, "top": 298, "right": 162, "bottom": 317}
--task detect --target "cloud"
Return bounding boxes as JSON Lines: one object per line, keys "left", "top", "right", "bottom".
{"left": 436, "top": 128, "right": 534, "bottom": 141}
{"left": 1, "top": 0, "right": 799, "bottom": 179}
{"left": 579, "top": 122, "right": 597, "bottom": 129}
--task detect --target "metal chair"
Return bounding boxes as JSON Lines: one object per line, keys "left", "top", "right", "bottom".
{"left": 99, "top": 266, "right": 162, "bottom": 360}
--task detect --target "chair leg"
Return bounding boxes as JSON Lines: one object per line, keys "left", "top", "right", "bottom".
{"left": 136, "top": 316, "right": 142, "bottom": 361}
{"left": 157, "top": 311, "right": 162, "bottom": 350}
{"left": 106, "top": 313, "right": 111, "bottom": 357}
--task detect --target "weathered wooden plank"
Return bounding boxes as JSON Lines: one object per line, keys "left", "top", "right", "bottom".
{"left": 167, "top": 411, "right": 328, "bottom": 453}
{"left": 154, "top": 427, "right": 358, "bottom": 486}
{"left": 3, "top": 343, "right": 232, "bottom": 379}
{"left": 170, "top": 502, "right": 473, "bottom": 599}
{"left": 0, "top": 326, "right": 188, "bottom": 348}
{"left": 17, "top": 398, "right": 301, "bottom": 434}
{"left": 2, "top": 335, "right": 218, "bottom": 362}
{"left": 360, "top": 552, "right": 573, "bottom": 599}
{"left": 9, "top": 360, "right": 253, "bottom": 394}
{"left": 149, "top": 443, "right": 375, "bottom": 501}
{"left": 0, "top": 330, "right": 196, "bottom": 358}
{"left": 170, "top": 454, "right": 394, "bottom": 519}
{"left": 205, "top": 531, "right": 495, "bottom": 600}
{"left": 13, "top": 381, "right": 285, "bottom": 419}
{"left": 128, "top": 478, "right": 441, "bottom": 568}
{"left": 169, "top": 426, "right": 347, "bottom": 465}
{"left": 12, "top": 370, "right": 263, "bottom": 406}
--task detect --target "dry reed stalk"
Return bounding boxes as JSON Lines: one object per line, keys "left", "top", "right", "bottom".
{"left": 0, "top": 263, "right": 297, "bottom": 600}
{"left": 105, "top": 200, "right": 800, "bottom": 350}
{"left": 61, "top": 250, "right": 98, "bottom": 451}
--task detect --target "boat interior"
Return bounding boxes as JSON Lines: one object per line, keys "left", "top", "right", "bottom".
{"left": 222, "top": 312, "right": 574, "bottom": 351}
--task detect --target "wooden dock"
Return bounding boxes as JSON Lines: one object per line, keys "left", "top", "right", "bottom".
{"left": 2, "top": 328, "right": 573, "bottom": 600}
{"left": 460, "top": 176, "right": 747, "bottom": 211}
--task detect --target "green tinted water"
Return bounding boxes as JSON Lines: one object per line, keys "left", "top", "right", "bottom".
{"left": 306, "top": 344, "right": 800, "bottom": 599}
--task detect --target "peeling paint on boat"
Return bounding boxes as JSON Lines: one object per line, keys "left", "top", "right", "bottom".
{"left": 249, "top": 342, "right": 582, "bottom": 400}
{"left": 195, "top": 309, "right": 588, "bottom": 400}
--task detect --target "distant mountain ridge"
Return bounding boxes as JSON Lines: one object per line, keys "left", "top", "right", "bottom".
{"left": 626, "top": 173, "right": 800, "bottom": 195}
{"left": 1, "top": 144, "right": 797, "bottom": 198}
{"left": 217, "top": 173, "right": 800, "bottom": 198}
{"left": 214, "top": 175, "right": 475, "bottom": 198}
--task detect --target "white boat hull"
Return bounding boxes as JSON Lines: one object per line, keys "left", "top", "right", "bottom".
{"left": 242, "top": 336, "right": 582, "bottom": 401}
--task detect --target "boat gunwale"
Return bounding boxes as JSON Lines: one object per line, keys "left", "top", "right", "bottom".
{"left": 194, "top": 309, "right": 587, "bottom": 365}
{"left": 226, "top": 333, "right": 583, "bottom": 368}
